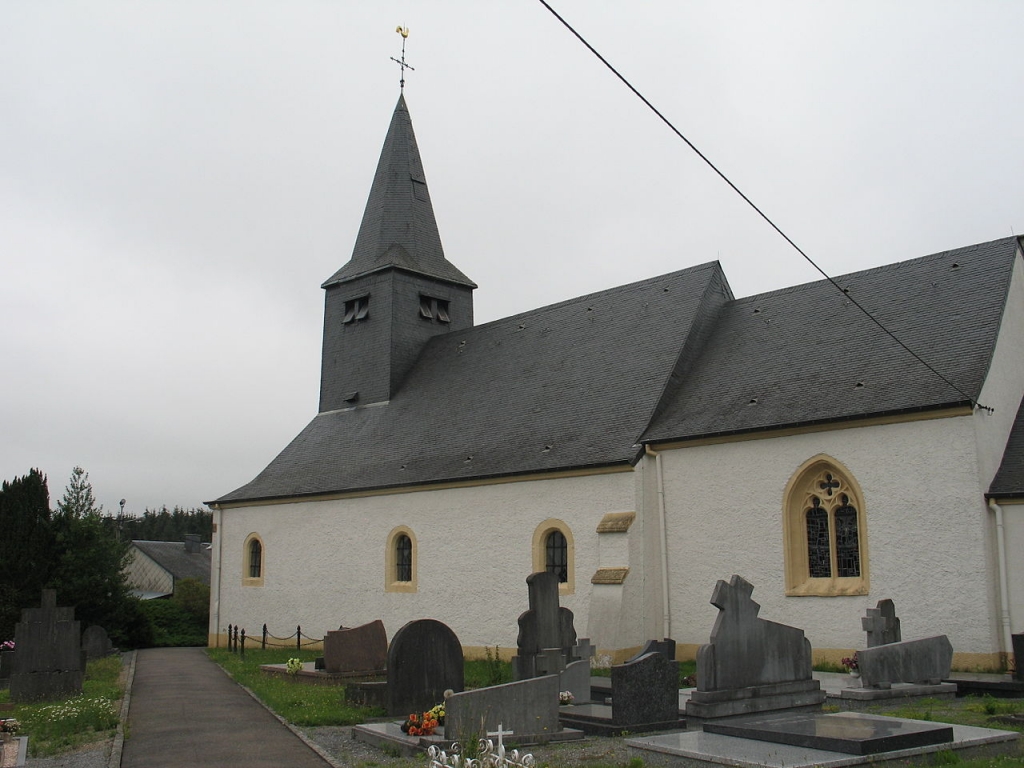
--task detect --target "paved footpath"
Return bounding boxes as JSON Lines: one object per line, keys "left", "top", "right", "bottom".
{"left": 120, "top": 647, "right": 332, "bottom": 768}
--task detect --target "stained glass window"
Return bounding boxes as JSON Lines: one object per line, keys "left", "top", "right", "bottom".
{"left": 396, "top": 534, "right": 412, "bottom": 582}
{"left": 546, "top": 530, "right": 568, "bottom": 583}
{"left": 834, "top": 495, "right": 861, "bottom": 577}
{"left": 805, "top": 497, "right": 832, "bottom": 578}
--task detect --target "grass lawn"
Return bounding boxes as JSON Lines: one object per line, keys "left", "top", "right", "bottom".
{"left": 206, "top": 647, "right": 384, "bottom": 726}
{"left": 0, "top": 654, "right": 123, "bottom": 757}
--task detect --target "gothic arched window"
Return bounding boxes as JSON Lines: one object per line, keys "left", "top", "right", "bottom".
{"left": 784, "top": 459, "right": 868, "bottom": 596}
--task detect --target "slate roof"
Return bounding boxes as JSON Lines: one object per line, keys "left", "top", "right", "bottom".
{"left": 130, "top": 540, "right": 212, "bottom": 585}
{"left": 989, "top": 394, "right": 1024, "bottom": 499}
{"left": 217, "top": 262, "right": 732, "bottom": 503}
{"left": 322, "top": 94, "right": 475, "bottom": 289}
{"left": 642, "top": 236, "right": 1021, "bottom": 443}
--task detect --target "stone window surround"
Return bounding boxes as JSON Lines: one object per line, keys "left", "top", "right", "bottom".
{"left": 242, "top": 532, "right": 264, "bottom": 587}
{"left": 385, "top": 525, "right": 418, "bottom": 593}
{"left": 531, "top": 518, "right": 575, "bottom": 596}
{"left": 783, "top": 455, "right": 869, "bottom": 596}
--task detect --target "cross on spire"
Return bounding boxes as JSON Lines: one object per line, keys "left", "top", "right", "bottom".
{"left": 391, "top": 26, "right": 415, "bottom": 90}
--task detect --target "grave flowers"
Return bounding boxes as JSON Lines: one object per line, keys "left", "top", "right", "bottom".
{"left": 402, "top": 703, "right": 444, "bottom": 736}
{"left": 1, "top": 718, "right": 19, "bottom": 743}
{"left": 841, "top": 653, "right": 860, "bottom": 674}
{"left": 559, "top": 690, "right": 574, "bottom": 705}
{"left": 286, "top": 657, "right": 303, "bottom": 675}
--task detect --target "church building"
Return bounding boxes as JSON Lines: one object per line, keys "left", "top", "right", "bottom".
{"left": 209, "top": 93, "right": 1024, "bottom": 668}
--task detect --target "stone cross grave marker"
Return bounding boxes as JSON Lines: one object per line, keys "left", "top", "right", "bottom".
{"left": 10, "top": 589, "right": 84, "bottom": 702}
{"left": 862, "top": 599, "right": 902, "bottom": 647}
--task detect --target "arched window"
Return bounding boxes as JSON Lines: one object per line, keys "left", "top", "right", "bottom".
{"left": 249, "top": 539, "right": 262, "bottom": 578}
{"left": 532, "top": 519, "right": 574, "bottom": 595}
{"left": 385, "top": 527, "right": 417, "bottom": 593}
{"left": 243, "top": 534, "right": 264, "bottom": 586}
{"left": 545, "top": 530, "right": 568, "bottom": 583}
{"left": 395, "top": 534, "right": 412, "bottom": 582}
{"left": 783, "top": 458, "right": 868, "bottom": 596}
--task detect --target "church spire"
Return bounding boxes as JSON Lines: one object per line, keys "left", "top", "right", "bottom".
{"left": 318, "top": 93, "right": 476, "bottom": 412}
{"left": 321, "top": 94, "right": 475, "bottom": 290}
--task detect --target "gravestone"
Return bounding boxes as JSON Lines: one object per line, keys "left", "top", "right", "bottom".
{"left": 685, "top": 575, "right": 825, "bottom": 722}
{"left": 445, "top": 674, "right": 569, "bottom": 745}
{"left": 512, "top": 572, "right": 593, "bottom": 700}
{"left": 81, "top": 625, "right": 114, "bottom": 660}
{"left": 323, "top": 619, "right": 387, "bottom": 674}
{"left": 625, "top": 638, "right": 676, "bottom": 664}
{"left": 1012, "top": 633, "right": 1023, "bottom": 682}
{"left": 10, "top": 590, "right": 85, "bottom": 702}
{"left": 611, "top": 651, "right": 680, "bottom": 728}
{"left": 386, "top": 619, "right": 463, "bottom": 717}
{"left": 862, "top": 599, "right": 901, "bottom": 647}
{"left": 858, "top": 635, "right": 953, "bottom": 688}
{"left": 513, "top": 572, "right": 576, "bottom": 679}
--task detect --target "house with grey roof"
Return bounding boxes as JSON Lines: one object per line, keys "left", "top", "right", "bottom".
{"left": 208, "top": 93, "right": 1024, "bottom": 669}
{"left": 126, "top": 536, "right": 212, "bottom": 600}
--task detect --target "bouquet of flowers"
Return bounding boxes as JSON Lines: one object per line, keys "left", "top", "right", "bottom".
{"left": 286, "top": 657, "right": 303, "bottom": 675}
{"left": 841, "top": 653, "right": 859, "bottom": 672}
{"left": 0, "top": 640, "right": 13, "bottom": 653}
{"left": 402, "top": 703, "right": 445, "bottom": 736}
{"left": 559, "top": 690, "right": 574, "bottom": 705}
{"left": 0, "top": 719, "right": 20, "bottom": 734}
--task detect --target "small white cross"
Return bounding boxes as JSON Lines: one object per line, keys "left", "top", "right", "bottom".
{"left": 487, "top": 723, "right": 514, "bottom": 759}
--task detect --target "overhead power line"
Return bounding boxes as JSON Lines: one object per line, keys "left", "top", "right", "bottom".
{"left": 535, "top": 0, "right": 990, "bottom": 412}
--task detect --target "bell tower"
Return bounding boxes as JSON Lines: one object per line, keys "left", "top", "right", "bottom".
{"left": 319, "top": 94, "right": 476, "bottom": 412}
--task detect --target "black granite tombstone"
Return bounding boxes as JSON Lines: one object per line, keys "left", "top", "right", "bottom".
{"left": 386, "top": 619, "right": 464, "bottom": 717}
{"left": 611, "top": 651, "right": 680, "bottom": 728}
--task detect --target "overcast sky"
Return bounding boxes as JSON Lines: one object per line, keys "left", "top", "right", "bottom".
{"left": 3, "top": 2, "right": 1023, "bottom": 517}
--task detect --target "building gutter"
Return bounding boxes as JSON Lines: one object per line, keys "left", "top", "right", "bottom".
{"left": 988, "top": 498, "right": 1014, "bottom": 663}
{"left": 211, "top": 503, "right": 223, "bottom": 647}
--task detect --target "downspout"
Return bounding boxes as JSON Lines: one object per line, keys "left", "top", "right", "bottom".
{"left": 988, "top": 498, "right": 1014, "bottom": 664}
{"left": 212, "top": 504, "right": 223, "bottom": 648}
{"left": 646, "top": 446, "right": 671, "bottom": 640}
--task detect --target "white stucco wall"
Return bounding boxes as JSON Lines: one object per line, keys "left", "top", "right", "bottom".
{"left": 657, "top": 413, "right": 1000, "bottom": 658}
{"left": 1003, "top": 503, "right": 1024, "bottom": 634}
{"left": 210, "top": 470, "right": 641, "bottom": 652}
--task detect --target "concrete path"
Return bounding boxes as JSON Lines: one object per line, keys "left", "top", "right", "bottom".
{"left": 120, "top": 647, "right": 331, "bottom": 768}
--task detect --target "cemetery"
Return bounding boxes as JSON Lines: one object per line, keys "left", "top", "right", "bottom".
{"left": 1, "top": 575, "right": 1022, "bottom": 767}
{"left": 234, "top": 572, "right": 1021, "bottom": 767}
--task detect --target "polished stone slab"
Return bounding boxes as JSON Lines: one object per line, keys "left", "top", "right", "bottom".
{"left": 626, "top": 719, "right": 1019, "bottom": 768}
{"left": 704, "top": 712, "right": 952, "bottom": 755}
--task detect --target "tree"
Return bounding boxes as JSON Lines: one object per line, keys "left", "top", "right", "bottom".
{"left": 0, "top": 470, "right": 54, "bottom": 640}
{"left": 57, "top": 466, "right": 101, "bottom": 519}
{"left": 50, "top": 467, "right": 148, "bottom": 647}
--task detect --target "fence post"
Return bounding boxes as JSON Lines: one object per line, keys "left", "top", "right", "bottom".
{"left": 262, "top": 624, "right": 267, "bottom": 650}
{"left": 297, "top": 625, "right": 301, "bottom": 651}
{"left": 240, "top": 628, "right": 246, "bottom": 658}
{"left": 234, "top": 625, "right": 239, "bottom": 653}
{"left": 227, "top": 624, "right": 232, "bottom": 652}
